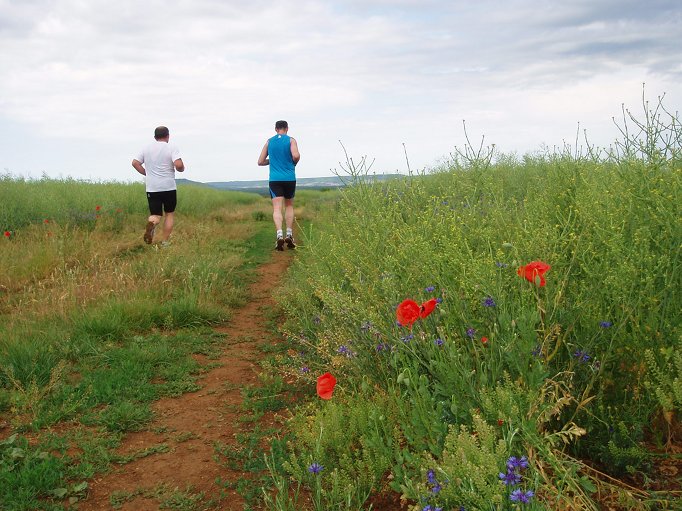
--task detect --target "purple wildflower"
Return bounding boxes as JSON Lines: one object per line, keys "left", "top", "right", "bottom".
{"left": 573, "top": 350, "right": 590, "bottom": 363}
{"left": 425, "top": 286, "right": 435, "bottom": 292}
{"left": 510, "top": 489, "right": 534, "bottom": 503}
{"left": 431, "top": 483, "right": 441, "bottom": 494}
{"left": 434, "top": 338, "right": 444, "bottom": 346}
{"left": 506, "top": 456, "right": 529, "bottom": 471}
{"left": 496, "top": 262, "right": 508, "bottom": 268}
{"left": 499, "top": 470, "right": 522, "bottom": 486}
{"left": 376, "top": 343, "right": 389, "bottom": 352}
{"left": 436, "top": 297, "right": 443, "bottom": 304}
{"left": 300, "top": 366, "right": 310, "bottom": 373}
{"left": 401, "top": 333, "right": 414, "bottom": 343}
{"left": 483, "top": 296, "right": 496, "bottom": 307}
{"left": 599, "top": 321, "right": 613, "bottom": 328}
{"left": 466, "top": 327, "right": 476, "bottom": 338}
{"left": 308, "top": 462, "right": 324, "bottom": 474}
{"left": 426, "top": 469, "right": 437, "bottom": 484}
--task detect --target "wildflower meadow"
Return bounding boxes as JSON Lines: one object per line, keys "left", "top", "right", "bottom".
{"left": 270, "top": 100, "right": 681, "bottom": 510}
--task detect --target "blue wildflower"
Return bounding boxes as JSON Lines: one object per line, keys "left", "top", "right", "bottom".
{"left": 506, "top": 456, "right": 529, "bottom": 471}
{"left": 496, "top": 262, "right": 508, "bottom": 268}
{"left": 426, "top": 469, "right": 437, "bottom": 484}
{"left": 499, "top": 470, "right": 521, "bottom": 486}
{"left": 434, "top": 338, "right": 444, "bottom": 346}
{"left": 425, "top": 286, "right": 435, "bottom": 292}
{"left": 573, "top": 350, "right": 590, "bottom": 363}
{"left": 401, "top": 333, "right": 414, "bottom": 343}
{"left": 308, "top": 462, "right": 324, "bottom": 474}
{"left": 466, "top": 327, "right": 476, "bottom": 338}
{"left": 599, "top": 321, "right": 613, "bottom": 328}
{"left": 300, "top": 366, "right": 310, "bottom": 373}
{"left": 376, "top": 343, "right": 389, "bottom": 352}
{"left": 431, "top": 483, "right": 441, "bottom": 494}
{"left": 509, "top": 489, "right": 534, "bottom": 503}
{"left": 436, "top": 297, "right": 443, "bottom": 303}
{"left": 483, "top": 296, "right": 496, "bottom": 307}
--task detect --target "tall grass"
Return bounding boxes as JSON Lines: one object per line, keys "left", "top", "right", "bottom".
{"left": 271, "top": 105, "right": 681, "bottom": 509}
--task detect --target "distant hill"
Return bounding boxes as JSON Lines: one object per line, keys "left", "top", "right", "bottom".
{"left": 177, "top": 174, "right": 402, "bottom": 195}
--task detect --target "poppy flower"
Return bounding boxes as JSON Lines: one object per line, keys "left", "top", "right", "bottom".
{"left": 44, "top": 219, "right": 50, "bottom": 224}
{"left": 316, "top": 372, "right": 336, "bottom": 400}
{"left": 396, "top": 299, "right": 420, "bottom": 327}
{"left": 420, "top": 298, "right": 438, "bottom": 319}
{"left": 95, "top": 205, "right": 101, "bottom": 211}
{"left": 3, "top": 231, "right": 10, "bottom": 238}
{"left": 481, "top": 336, "right": 489, "bottom": 344}
{"left": 497, "top": 419, "right": 504, "bottom": 426}
{"left": 517, "top": 261, "right": 551, "bottom": 287}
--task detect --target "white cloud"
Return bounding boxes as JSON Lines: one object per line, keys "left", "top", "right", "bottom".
{"left": 0, "top": 0, "right": 680, "bottom": 182}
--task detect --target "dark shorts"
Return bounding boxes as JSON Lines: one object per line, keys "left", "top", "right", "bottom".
{"left": 269, "top": 181, "right": 296, "bottom": 199}
{"left": 147, "top": 190, "right": 177, "bottom": 216}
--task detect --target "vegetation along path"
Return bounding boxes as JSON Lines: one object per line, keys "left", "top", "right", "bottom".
{"left": 79, "top": 251, "right": 293, "bottom": 510}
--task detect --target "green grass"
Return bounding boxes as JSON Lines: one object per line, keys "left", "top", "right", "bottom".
{"left": 0, "top": 177, "right": 333, "bottom": 510}
{"left": 270, "top": 151, "right": 681, "bottom": 510}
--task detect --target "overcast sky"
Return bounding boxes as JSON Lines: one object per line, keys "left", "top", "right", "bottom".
{"left": 1, "top": 0, "right": 680, "bottom": 183}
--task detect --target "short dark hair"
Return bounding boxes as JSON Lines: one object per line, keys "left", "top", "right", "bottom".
{"left": 275, "top": 120, "right": 288, "bottom": 130}
{"left": 154, "top": 126, "right": 169, "bottom": 140}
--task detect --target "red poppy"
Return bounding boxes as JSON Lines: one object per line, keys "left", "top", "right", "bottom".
{"left": 419, "top": 298, "right": 438, "bottom": 319}
{"left": 95, "top": 205, "right": 101, "bottom": 211}
{"left": 517, "top": 261, "right": 551, "bottom": 287}
{"left": 396, "top": 299, "right": 420, "bottom": 327}
{"left": 44, "top": 219, "right": 49, "bottom": 224}
{"left": 316, "top": 372, "right": 336, "bottom": 400}
{"left": 497, "top": 419, "right": 504, "bottom": 426}
{"left": 3, "top": 231, "right": 10, "bottom": 238}
{"left": 481, "top": 336, "right": 489, "bottom": 344}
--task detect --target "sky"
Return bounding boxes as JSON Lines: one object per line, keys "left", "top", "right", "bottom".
{"left": 0, "top": 0, "right": 680, "bottom": 183}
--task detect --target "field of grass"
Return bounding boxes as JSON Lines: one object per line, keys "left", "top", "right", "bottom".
{"left": 0, "top": 178, "right": 295, "bottom": 510}
{"left": 268, "top": 137, "right": 681, "bottom": 507}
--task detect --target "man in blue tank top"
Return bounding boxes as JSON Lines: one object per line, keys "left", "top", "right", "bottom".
{"left": 258, "top": 120, "right": 301, "bottom": 250}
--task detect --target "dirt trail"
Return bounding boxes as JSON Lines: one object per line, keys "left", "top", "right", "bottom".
{"left": 79, "top": 252, "right": 293, "bottom": 511}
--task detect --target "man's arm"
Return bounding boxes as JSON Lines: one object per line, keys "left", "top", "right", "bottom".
{"left": 257, "top": 141, "right": 269, "bottom": 166}
{"left": 290, "top": 138, "right": 300, "bottom": 165}
{"left": 132, "top": 159, "right": 146, "bottom": 176}
{"left": 174, "top": 158, "right": 185, "bottom": 172}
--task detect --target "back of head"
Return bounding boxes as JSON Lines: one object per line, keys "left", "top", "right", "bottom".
{"left": 275, "top": 120, "right": 288, "bottom": 131}
{"left": 154, "top": 126, "right": 170, "bottom": 140}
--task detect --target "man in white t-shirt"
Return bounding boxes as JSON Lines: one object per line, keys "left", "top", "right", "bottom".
{"left": 132, "top": 126, "right": 185, "bottom": 244}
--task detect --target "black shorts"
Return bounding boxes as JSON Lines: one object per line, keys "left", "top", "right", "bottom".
{"left": 269, "top": 181, "right": 296, "bottom": 199}
{"left": 147, "top": 190, "right": 177, "bottom": 216}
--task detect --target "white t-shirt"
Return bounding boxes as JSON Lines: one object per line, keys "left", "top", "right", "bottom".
{"left": 135, "top": 141, "right": 182, "bottom": 192}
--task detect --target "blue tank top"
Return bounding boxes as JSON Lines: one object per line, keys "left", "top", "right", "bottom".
{"left": 268, "top": 134, "right": 296, "bottom": 181}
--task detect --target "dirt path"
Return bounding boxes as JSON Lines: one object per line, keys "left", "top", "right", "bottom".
{"left": 79, "top": 252, "right": 293, "bottom": 511}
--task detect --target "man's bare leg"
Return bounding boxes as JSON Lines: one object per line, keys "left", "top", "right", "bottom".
{"left": 144, "top": 214, "right": 161, "bottom": 244}
{"left": 272, "top": 197, "right": 285, "bottom": 250}
{"left": 160, "top": 212, "right": 175, "bottom": 242}
{"left": 284, "top": 199, "right": 296, "bottom": 248}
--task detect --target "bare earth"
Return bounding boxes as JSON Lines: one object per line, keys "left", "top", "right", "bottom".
{"left": 78, "top": 252, "right": 293, "bottom": 511}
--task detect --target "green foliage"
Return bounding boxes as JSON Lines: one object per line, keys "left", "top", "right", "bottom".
{"left": 280, "top": 386, "right": 398, "bottom": 510}
{"left": 275, "top": 117, "right": 680, "bottom": 508}
{"left": 0, "top": 433, "right": 68, "bottom": 510}
{"left": 403, "top": 415, "right": 511, "bottom": 510}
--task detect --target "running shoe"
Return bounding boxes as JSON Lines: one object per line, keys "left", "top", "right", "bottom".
{"left": 275, "top": 236, "right": 285, "bottom": 251}
{"left": 285, "top": 235, "right": 296, "bottom": 249}
{"left": 144, "top": 221, "right": 156, "bottom": 244}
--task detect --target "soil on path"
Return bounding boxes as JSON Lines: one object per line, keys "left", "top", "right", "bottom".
{"left": 79, "top": 252, "right": 293, "bottom": 511}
